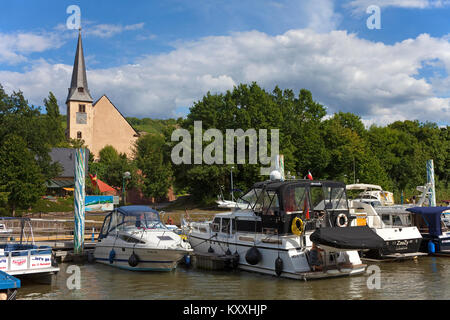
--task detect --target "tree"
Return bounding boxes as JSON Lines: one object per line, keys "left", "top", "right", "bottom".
{"left": 44, "top": 92, "right": 66, "bottom": 147}
{"left": 0, "top": 135, "right": 45, "bottom": 216}
{"left": 135, "top": 134, "right": 173, "bottom": 200}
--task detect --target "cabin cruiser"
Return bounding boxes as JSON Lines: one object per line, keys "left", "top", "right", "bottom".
{"left": 94, "top": 206, "right": 193, "bottom": 271}
{"left": 0, "top": 217, "right": 59, "bottom": 284}
{"left": 346, "top": 184, "right": 395, "bottom": 206}
{"left": 348, "top": 201, "right": 422, "bottom": 259}
{"left": 186, "top": 176, "right": 384, "bottom": 280}
{"left": 407, "top": 206, "right": 450, "bottom": 256}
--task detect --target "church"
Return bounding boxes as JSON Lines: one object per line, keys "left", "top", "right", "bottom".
{"left": 66, "top": 31, "right": 140, "bottom": 159}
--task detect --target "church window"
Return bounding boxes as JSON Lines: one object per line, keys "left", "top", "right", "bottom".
{"left": 77, "top": 131, "right": 82, "bottom": 139}
{"left": 79, "top": 104, "right": 86, "bottom": 113}
{"left": 78, "top": 87, "right": 84, "bottom": 93}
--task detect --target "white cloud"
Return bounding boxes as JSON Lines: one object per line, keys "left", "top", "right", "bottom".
{"left": 0, "top": 31, "right": 63, "bottom": 65}
{"left": 346, "top": 0, "right": 450, "bottom": 14}
{"left": 84, "top": 22, "right": 145, "bottom": 38}
{"left": 0, "top": 29, "right": 449, "bottom": 125}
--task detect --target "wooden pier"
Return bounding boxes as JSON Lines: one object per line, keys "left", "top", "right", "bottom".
{"left": 192, "top": 252, "right": 233, "bottom": 270}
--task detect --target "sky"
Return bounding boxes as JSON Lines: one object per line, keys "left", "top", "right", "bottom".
{"left": 0, "top": 0, "right": 449, "bottom": 126}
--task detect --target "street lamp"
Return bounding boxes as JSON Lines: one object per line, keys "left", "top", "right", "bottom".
{"left": 122, "top": 171, "right": 131, "bottom": 206}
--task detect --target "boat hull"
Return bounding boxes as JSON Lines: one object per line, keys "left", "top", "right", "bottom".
{"left": 94, "top": 244, "right": 189, "bottom": 271}
{"left": 188, "top": 233, "right": 366, "bottom": 280}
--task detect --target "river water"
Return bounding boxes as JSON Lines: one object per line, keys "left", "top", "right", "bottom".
{"left": 16, "top": 256, "right": 450, "bottom": 300}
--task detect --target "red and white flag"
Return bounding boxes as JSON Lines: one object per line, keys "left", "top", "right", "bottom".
{"left": 306, "top": 171, "right": 313, "bottom": 180}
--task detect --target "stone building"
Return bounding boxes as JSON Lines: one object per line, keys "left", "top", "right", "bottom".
{"left": 66, "top": 31, "right": 140, "bottom": 159}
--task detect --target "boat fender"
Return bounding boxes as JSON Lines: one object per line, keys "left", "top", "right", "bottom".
{"left": 184, "top": 255, "right": 191, "bottom": 266}
{"left": 109, "top": 249, "right": 116, "bottom": 264}
{"left": 245, "top": 246, "right": 262, "bottom": 265}
{"left": 275, "top": 257, "right": 283, "bottom": 276}
{"left": 232, "top": 252, "right": 240, "bottom": 269}
{"left": 226, "top": 248, "right": 232, "bottom": 255}
{"left": 428, "top": 240, "right": 436, "bottom": 254}
{"left": 336, "top": 214, "right": 349, "bottom": 227}
{"left": 128, "top": 252, "right": 140, "bottom": 267}
{"left": 291, "top": 217, "right": 304, "bottom": 236}
{"left": 208, "top": 246, "right": 215, "bottom": 253}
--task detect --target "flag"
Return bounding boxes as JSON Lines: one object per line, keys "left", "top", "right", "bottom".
{"left": 307, "top": 171, "right": 313, "bottom": 180}
{"left": 304, "top": 171, "right": 312, "bottom": 219}
{"left": 89, "top": 173, "right": 98, "bottom": 188}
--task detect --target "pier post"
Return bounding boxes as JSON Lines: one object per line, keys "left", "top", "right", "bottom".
{"left": 426, "top": 159, "right": 436, "bottom": 207}
{"left": 74, "top": 148, "right": 86, "bottom": 254}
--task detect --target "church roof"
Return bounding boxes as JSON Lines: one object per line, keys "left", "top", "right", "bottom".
{"left": 66, "top": 30, "right": 94, "bottom": 104}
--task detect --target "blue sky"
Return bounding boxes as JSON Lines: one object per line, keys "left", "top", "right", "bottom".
{"left": 0, "top": 0, "right": 449, "bottom": 125}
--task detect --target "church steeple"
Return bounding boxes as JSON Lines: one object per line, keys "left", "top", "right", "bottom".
{"left": 66, "top": 29, "right": 93, "bottom": 103}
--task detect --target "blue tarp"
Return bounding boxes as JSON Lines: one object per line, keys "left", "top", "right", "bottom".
{"left": 406, "top": 206, "right": 450, "bottom": 237}
{"left": 0, "top": 271, "right": 20, "bottom": 290}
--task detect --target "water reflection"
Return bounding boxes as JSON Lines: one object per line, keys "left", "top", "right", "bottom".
{"left": 16, "top": 257, "right": 450, "bottom": 300}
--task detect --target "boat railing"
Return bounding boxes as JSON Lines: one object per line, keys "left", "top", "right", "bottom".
{"left": 0, "top": 218, "right": 103, "bottom": 243}
{"left": 0, "top": 246, "right": 54, "bottom": 272}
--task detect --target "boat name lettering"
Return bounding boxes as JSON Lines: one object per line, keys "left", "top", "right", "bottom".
{"left": 396, "top": 240, "right": 408, "bottom": 246}
{"left": 12, "top": 258, "right": 26, "bottom": 266}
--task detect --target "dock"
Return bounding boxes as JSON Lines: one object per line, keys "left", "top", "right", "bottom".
{"left": 192, "top": 252, "right": 234, "bottom": 270}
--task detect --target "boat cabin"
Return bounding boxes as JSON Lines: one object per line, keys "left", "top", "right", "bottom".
{"left": 234, "top": 180, "right": 352, "bottom": 235}
{"left": 407, "top": 206, "right": 450, "bottom": 253}
{"left": 98, "top": 206, "right": 164, "bottom": 240}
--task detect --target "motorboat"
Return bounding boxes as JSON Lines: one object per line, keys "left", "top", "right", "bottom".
{"left": 0, "top": 270, "right": 20, "bottom": 300}
{"left": 186, "top": 175, "right": 384, "bottom": 280}
{"left": 94, "top": 205, "right": 193, "bottom": 271}
{"left": 346, "top": 184, "right": 394, "bottom": 206}
{"left": 0, "top": 217, "right": 59, "bottom": 284}
{"left": 407, "top": 206, "right": 450, "bottom": 256}
{"left": 348, "top": 201, "right": 423, "bottom": 259}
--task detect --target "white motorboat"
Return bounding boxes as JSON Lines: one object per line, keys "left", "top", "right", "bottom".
{"left": 349, "top": 201, "right": 423, "bottom": 259}
{"left": 346, "top": 184, "right": 395, "bottom": 206}
{"left": 94, "top": 206, "right": 193, "bottom": 271}
{"left": 186, "top": 177, "right": 385, "bottom": 280}
{"left": 0, "top": 217, "right": 59, "bottom": 285}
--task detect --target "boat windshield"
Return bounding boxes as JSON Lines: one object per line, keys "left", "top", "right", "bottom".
{"left": 237, "top": 188, "right": 262, "bottom": 209}
{"left": 107, "top": 210, "right": 167, "bottom": 234}
{"left": 323, "top": 186, "right": 348, "bottom": 210}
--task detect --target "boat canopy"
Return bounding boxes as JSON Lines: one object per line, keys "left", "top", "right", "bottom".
{"left": 99, "top": 206, "right": 162, "bottom": 239}
{"left": 346, "top": 184, "right": 382, "bottom": 191}
{"left": 310, "top": 226, "right": 385, "bottom": 250}
{"left": 406, "top": 206, "right": 450, "bottom": 237}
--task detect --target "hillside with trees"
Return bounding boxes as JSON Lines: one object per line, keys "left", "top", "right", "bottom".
{"left": 0, "top": 82, "right": 448, "bottom": 215}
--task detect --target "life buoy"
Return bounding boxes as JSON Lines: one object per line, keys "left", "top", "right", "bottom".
{"left": 336, "top": 214, "right": 348, "bottom": 227}
{"left": 291, "top": 217, "right": 304, "bottom": 236}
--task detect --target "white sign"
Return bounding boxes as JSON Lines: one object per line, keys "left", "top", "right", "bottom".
{"left": 0, "top": 257, "right": 7, "bottom": 271}
{"left": 10, "top": 257, "right": 28, "bottom": 271}
{"left": 30, "top": 255, "right": 52, "bottom": 269}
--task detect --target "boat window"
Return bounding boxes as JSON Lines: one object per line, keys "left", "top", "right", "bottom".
{"left": 392, "top": 215, "right": 403, "bottom": 226}
{"left": 323, "top": 187, "right": 348, "bottom": 210}
{"left": 283, "top": 186, "right": 306, "bottom": 212}
{"left": 255, "top": 190, "right": 279, "bottom": 215}
{"left": 381, "top": 214, "right": 391, "bottom": 224}
{"left": 238, "top": 188, "right": 262, "bottom": 209}
{"left": 119, "top": 235, "right": 145, "bottom": 244}
{"left": 310, "top": 186, "right": 325, "bottom": 210}
{"left": 99, "top": 214, "right": 112, "bottom": 238}
{"left": 221, "top": 218, "right": 230, "bottom": 233}
{"left": 231, "top": 219, "right": 236, "bottom": 234}
{"left": 211, "top": 217, "right": 220, "bottom": 232}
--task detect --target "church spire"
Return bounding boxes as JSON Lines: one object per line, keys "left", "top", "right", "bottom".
{"left": 66, "top": 29, "right": 93, "bottom": 103}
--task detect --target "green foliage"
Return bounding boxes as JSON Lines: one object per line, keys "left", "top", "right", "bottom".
{"left": 0, "top": 134, "right": 46, "bottom": 216}
{"left": 134, "top": 134, "right": 173, "bottom": 200}
{"left": 44, "top": 92, "right": 66, "bottom": 147}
